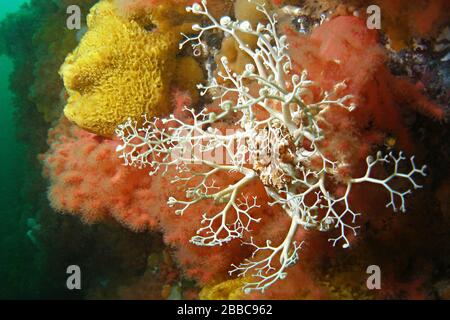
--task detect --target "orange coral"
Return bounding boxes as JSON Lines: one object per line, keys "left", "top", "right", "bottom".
{"left": 43, "top": 116, "right": 276, "bottom": 285}
{"left": 287, "top": 15, "right": 445, "bottom": 153}
{"left": 43, "top": 118, "right": 158, "bottom": 231}
{"left": 43, "top": 7, "right": 446, "bottom": 300}
{"left": 368, "top": 0, "right": 450, "bottom": 50}
{"left": 296, "top": 0, "right": 449, "bottom": 50}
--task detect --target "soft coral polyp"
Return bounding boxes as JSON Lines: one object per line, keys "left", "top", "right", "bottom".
{"left": 288, "top": 16, "right": 445, "bottom": 152}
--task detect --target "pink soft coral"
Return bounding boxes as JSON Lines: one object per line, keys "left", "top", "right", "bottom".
{"left": 42, "top": 117, "right": 278, "bottom": 285}
{"left": 43, "top": 118, "right": 158, "bottom": 231}
{"left": 287, "top": 16, "right": 445, "bottom": 152}
{"left": 43, "top": 14, "right": 444, "bottom": 298}
{"left": 371, "top": 0, "right": 450, "bottom": 50}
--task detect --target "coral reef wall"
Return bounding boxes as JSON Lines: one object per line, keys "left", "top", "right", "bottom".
{"left": 1, "top": 0, "right": 449, "bottom": 299}
{"left": 44, "top": 0, "right": 450, "bottom": 299}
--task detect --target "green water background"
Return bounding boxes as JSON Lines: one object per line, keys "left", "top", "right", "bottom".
{"left": 0, "top": 1, "right": 28, "bottom": 202}
{"left": 0, "top": 1, "right": 157, "bottom": 299}
{"left": 0, "top": 0, "right": 37, "bottom": 298}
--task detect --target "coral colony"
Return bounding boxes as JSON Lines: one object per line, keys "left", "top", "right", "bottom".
{"left": 11, "top": 0, "right": 443, "bottom": 300}
{"left": 116, "top": 0, "right": 427, "bottom": 293}
{"left": 3, "top": 0, "right": 450, "bottom": 300}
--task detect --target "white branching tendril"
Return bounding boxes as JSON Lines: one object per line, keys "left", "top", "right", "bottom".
{"left": 115, "top": 0, "right": 427, "bottom": 293}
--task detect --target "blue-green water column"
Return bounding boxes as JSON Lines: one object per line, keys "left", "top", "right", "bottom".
{"left": 0, "top": 0, "right": 28, "bottom": 219}
{"left": 0, "top": 0, "right": 34, "bottom": 298}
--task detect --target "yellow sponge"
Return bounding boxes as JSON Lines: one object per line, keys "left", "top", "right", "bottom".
{"left": 199, "top": 277, "right": 250, "bottom": 300}
{"left": 60, "top": 0, "right": 202, "bottom": 137}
